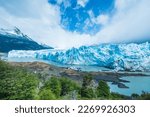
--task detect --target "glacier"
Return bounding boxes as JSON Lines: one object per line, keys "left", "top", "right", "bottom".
{"left": 8, "top": 42, "right": 150, "bottom": 72}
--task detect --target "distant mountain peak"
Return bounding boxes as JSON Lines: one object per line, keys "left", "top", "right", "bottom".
{"left": 0, "top": 27, "right": 30, "bottom": 39}
{"left": 0, "top": 27, "right": 53, "bottom": 52}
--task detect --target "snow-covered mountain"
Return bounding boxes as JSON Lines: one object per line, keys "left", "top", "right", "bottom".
{"left": 0, "top": 27, "right": 53, "bottom": 52}
{"left": 8, "top": 42, "right": 150, "bottom": 72}
{"left": 0, "top": 27, "right": 27, "bottom": 37}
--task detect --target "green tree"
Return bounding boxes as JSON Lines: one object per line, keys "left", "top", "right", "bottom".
{"left": 82, "top": 74, "right": 93, "bottom": 87}
{"left": 80, "top": 87, "right": 95, "bottom": 99}
{"left": 80, "top": 74, "right": 95, "bottom": 99}
{"left": 0, "top": 61, "right": 39, "bottom": 100}
{"left": 96, "top": 80, "right": 110, "bottom": 98}
{"left": 131, "top": 93, "right": 139, "bottom": 99}
{"left": 139, "top": 92, "right": 150, "bottom": 100}
{"left": 43, "top": 77, "right": 61, "bottom": 98}
{"left": 39, "top": 89, "right": 56, "bottom": 100}
{"left": 60, "top": 77, "right": 79, "bottom": 96}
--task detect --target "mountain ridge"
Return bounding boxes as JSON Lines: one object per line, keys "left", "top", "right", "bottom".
{"left": 0, "top": 27, "right": 53, "bottom": 52}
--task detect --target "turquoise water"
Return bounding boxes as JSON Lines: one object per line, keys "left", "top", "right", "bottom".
{"left": 2, "top": 56, "right": 150, "bottom": 96}
{"left": 6, "top": 57, "right": 111, "bottom": 71}
{"left": 108, "top": 76, "right": 150, "bottom": 96}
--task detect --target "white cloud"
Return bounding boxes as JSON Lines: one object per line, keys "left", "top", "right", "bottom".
{"left": 96, "top": 15, "right": 109, "bottom": 25}
{"left": 88, "top": 10, "right": 109, "bottom": 26}
{"left": 95, "top": 0, "right": 150, "bottom": 43}
{"left": 0, "top": 0, "right": 150, "bottom": 49}
{"left": 115, "top": 0, "right": 138, "bottom": 11}
{"left": 54, "top": 0, "right": 71, "bottom": 8}
{"left": 77, "top": 0, "right": 89, "bottom": 7}
{"left": 0, "top": 0, "right": 93, "bottom": 49}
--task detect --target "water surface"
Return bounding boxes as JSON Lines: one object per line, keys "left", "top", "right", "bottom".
{"left": 108, "top": 76, "right": 150, "bottom": 96}
{"left": 2, "top": 55, "right": 150, "bottom": 96}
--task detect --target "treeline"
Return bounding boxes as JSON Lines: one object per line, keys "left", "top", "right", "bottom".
{"left": 0, "top": 60, "right": 150, "bottom": 100}
{"left": 0, "top": 60, "right": 39, "bottom": 99}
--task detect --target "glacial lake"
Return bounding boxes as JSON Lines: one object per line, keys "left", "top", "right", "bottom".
{"left": 2, "top": 56, "right": 150, "bottom": 96}
{"left": 108, "top": 76, "right": 150, "bottom": 96}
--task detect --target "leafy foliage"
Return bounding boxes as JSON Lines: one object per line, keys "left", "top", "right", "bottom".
{"left": 1, "top": 60, "right": 148, "bottom": 100}
{"left": 59, "top": 77, "right": 80, "bottom": 96}
{"left": 80, "top": 74, "right": 95, "bottom": 99}
{"left": 39, "top": 88, "right": 56, "bottom": 100}
{"left": 96, "top": 80, "right": 110, "bottom": 98}
{"left": 42, "top": 77, "right": 61, "bottom": 98}
{"left": 0, "top": 61, "right": 39, "bottom": 100}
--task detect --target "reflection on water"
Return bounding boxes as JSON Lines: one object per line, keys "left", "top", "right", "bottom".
{"left": 108, "top": 76, "right": 150, "bottom": 96}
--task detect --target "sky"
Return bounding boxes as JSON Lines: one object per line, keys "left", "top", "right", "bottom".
{"left": 0, "top": 0, "right": 150, "bottom": 49}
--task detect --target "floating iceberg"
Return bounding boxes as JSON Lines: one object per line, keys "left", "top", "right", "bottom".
{"left": 8, "top": 42, "right": 150, "bottom": 71}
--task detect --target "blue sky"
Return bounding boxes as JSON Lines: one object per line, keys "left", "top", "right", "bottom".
{"left": 48, "top": 0, "right": 115, "bottom": 34}
{"left": 0, "top": 0, "right": 150, "bottom": 49}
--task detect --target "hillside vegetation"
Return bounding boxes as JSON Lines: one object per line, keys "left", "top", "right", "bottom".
{"left": 0, "top": 60, "right": 149, "bottom": 100}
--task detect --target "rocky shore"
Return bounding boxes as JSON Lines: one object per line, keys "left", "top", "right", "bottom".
{"left": 9, "top": 62, "right": 149, "bottom": 88}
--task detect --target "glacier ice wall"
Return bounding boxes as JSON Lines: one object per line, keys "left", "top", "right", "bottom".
{"left": 8, "top": 42, "right": 150, "bottom": 71}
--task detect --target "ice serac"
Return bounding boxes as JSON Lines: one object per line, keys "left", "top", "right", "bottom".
{"left": 8, "top": 42, "right": 150, "bottom": 72}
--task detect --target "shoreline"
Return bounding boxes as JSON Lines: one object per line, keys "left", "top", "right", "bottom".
{"left": 8, "top": 61, "right": 150, "bottom": 89}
